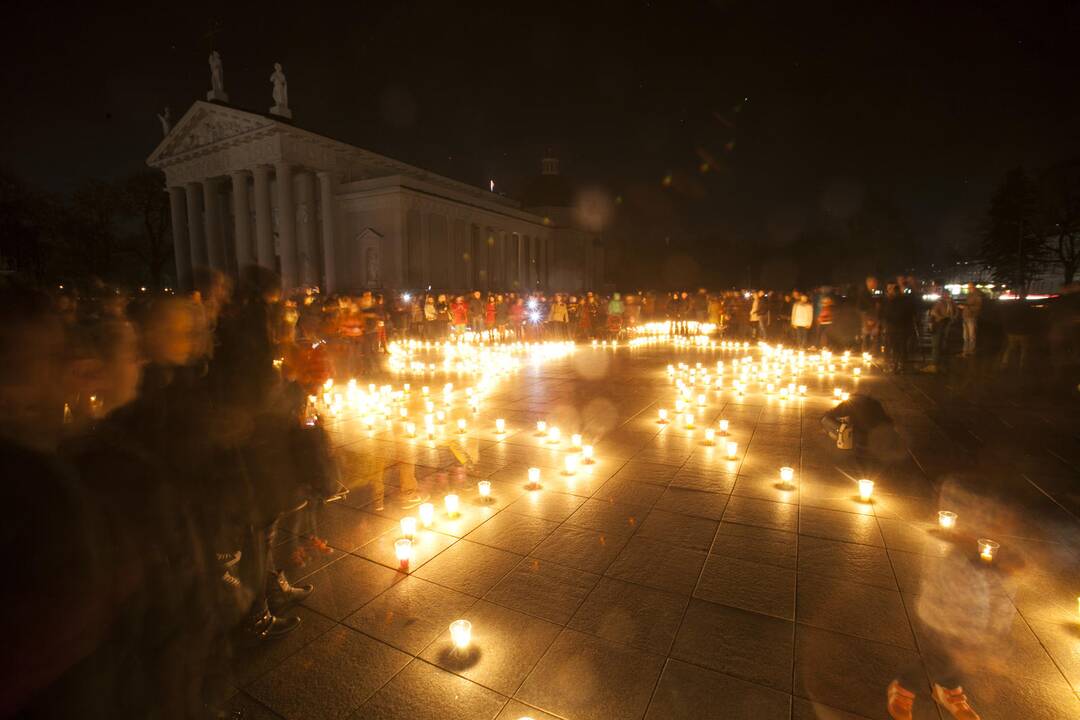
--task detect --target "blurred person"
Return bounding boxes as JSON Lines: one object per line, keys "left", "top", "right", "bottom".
{"left": 509, "top": 296, "right": 526, "bottom": 339}
{"left": 999, "top": 296, "right": 1035, "bottom": 372}
{"left": 750, "top": 290, "right": 767, "bottom": 341}
{"left": 924, "top": 287, "right": 956, "bottom": 374}
{"left": 883, "top": 283, "right": 915, "bottom": 373}
{"left": 857, "top": 276, "right": 881, "bottom": 352}
{"left": 549, "top": 294, "right": 569, "bottom": 339}
{"left": 791, "top": 292, "right": 814, "bottom": 348}
{"left": 963, "top": 282, "right": 989, "bottom": 358}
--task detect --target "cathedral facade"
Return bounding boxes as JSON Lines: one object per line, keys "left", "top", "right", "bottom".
{"left": 147, "top": 101, "right": 605, "bottom": 295}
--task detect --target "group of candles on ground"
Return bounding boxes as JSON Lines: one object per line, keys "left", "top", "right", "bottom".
{"left": 311, "top": 334, "right": 1072, "bottom": 668}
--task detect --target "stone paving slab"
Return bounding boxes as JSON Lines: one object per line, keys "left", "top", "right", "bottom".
{"left": 233, "top": 343, "right": 1080, "bottom": 720}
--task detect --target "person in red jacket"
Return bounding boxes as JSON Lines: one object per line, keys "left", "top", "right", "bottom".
{"left": 450, "top": 296, "right": 468, "bottom": 337}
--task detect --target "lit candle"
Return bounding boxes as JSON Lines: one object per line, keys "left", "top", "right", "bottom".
{"left": 570, "top": 433, "right": 582, "bottom": 449}
{"left": 683, "top": 413, "right": 695, "bottom": 429}
{"left": 780, "top": 466, "right": 795, "bottom": 487}
{"left": 853, "top": 367, "right": 862, "bottom": 377}
{"left": 564, "top": 454, "right": 579, "bottom": 475}
{"left": 528, "top": 467, "right": 541, "bottom": 489}
{"left": 495, "top": 418, "right": 506, "bottom": 434}
{"left": 400, "top": 407, "right": 409, "bottom": 418}
{"left": 833, "top": 387, "right": 842, "bottom": 399}
{"left": 978, "top": 538, "right": 999, "bottom": 563}
{"left": 719, "top": 419, "right": 730, "bottom": 434}
{"left": 425, "top": 400, "right": 435, "bottom": 413}
{"left": 418, "top": 502, "right": 435, "bottom": 528}
{"left": 704, "top": 428, "right": 716, "bottom": 445}
{"left": 400, "top": 516, "right": 417, "bottom": 538}
{"left": 582, "top": 445, "right": 595, "bottom": 463}
{"left": 444, "top": 494, "right": 460, "bottom": 517}
{"left": 696, "top": 393, "right": 706, "bottom": 407}
{"left": 547, "top": 427, "right": 561, "bottom": 444}
{"left": 938, "top": 511, "right": 957, "bottom": 530}
{"left": 798, "top": 384, "right": 807, "bottom": 396}
{"left": 478, "top": 480, "right": 491, "bottom": 499}
{"left": 858, "top": 479, "right": 875, "bottom": 502}
{"left": 395, "top": 538, "right": 413, "bottom": 566}
{"left": 405, "top": 421, "right": 416, "bottom": 438}
{"left": 421, "top": 386, "right": 430, "bottom": 396}
{"left": 536, "top": 420, "right": 547, "bottom": 434}
{"left": 658, "top": 408, "right": 669, "bottom": 424}
{"left": 449, "top": 619, "right": 472, "bottom": 649}
{"left": 726, "top": 441, "right": 738, "bottom": 460}
{"left": 457, "top": 418, "right": 467, "bottom": 434}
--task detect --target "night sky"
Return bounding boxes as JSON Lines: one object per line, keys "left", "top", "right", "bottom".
{"left": 3, "top": 0, "right": 1079, "bottom": 281}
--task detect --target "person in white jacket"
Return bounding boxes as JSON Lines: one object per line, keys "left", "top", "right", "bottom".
{"left": 790, "top": 293, "right": 814, "bottom": 348}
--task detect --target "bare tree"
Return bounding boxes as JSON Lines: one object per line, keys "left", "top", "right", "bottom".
{"left": 1033, "top": 161, "right": 1080, "bottom": 286}
{"left": 121, "top": 170, "right": 172, "bottom": 288}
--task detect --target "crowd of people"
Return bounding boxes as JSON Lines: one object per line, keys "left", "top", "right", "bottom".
{"left": 3, "top": 265, "right": 1078, "bottom": 718}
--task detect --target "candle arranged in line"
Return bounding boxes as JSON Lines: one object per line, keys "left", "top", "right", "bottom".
{"left": 419, "top": 502, "right": 435, "bottom": 527}
{"left": 978, "top": 538, "right": 999, "bottom": 563}
{"left": 478, "top": 480, "right": 491, "bottom": 499}
{"left": 938, "top": 511, "right": 957, "bottom": 530}
{"left": 450, "top": 619, "right": 472, "bottom": 649}
{"left": 528, "top": 467, "right": 542, "bottom": 489}
{"left": 400, "top": 516, "right": 417, "bottom": 538}
{"left": 858, "top": 479, "right": 875, "bottom": 502}
{"left": 395, "top": 538, "right": 413, "bottom": 566}
{"left": 444, "top": 494, "right": 460, "bottom": 517}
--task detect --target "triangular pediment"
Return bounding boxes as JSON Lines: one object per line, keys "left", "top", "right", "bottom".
{"left": 355, "top": 227, "right": 384, "bottom": 241}
{"left": 147, "top": 102, "right": 276, "bottom": 166}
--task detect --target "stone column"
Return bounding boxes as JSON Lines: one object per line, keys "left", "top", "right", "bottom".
{"left": 203, "top": 178, "right": 226, "bottom": 271}
{"left": 274, "top": 161, "right": 298, "bottom": 290}
{"left": 252, "top": 166, "right": 275, "bottom": 271}
{"left": 185, "top": 182, "right": 207, "bottom": 269}
{"left": 230, "top": 171, "right": 253, "bottom": 270}
{"left": 297, "top": 171, "right": 318, "bottom": 287}
{"left": 168, "top": 187, "right": 192, "bottom": 292}
{"left": 317, "top": 171, "right": 337, "bottom": 294}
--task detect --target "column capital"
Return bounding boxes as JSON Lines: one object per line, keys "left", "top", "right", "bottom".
{"left": 229, "top": 168, "right": 251, "bottom": 180}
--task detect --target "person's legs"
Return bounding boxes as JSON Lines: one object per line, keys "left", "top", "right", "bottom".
{"left": 963, "top": 317, "right": 976, "bottom": 356}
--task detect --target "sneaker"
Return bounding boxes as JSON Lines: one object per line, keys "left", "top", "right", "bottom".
{"left": 932, "top": 683, "right": 981, "bottom": 720}
{"left": 267, "top": 570, "right": 313, "bottom": 613}
{"left": 244, "top": 605, "right": 302, "bottom": 640}
{"left": 399, "top": 491, "right": 429, "bottom": 510}
{"left": 887, "top": 679, "right": 915, "bottom": 720}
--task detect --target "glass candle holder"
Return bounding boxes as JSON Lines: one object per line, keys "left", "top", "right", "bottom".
{"left": 658, "top": 408, "right": 669, "bottom": 424}
{"left": 697, "top": 394, "right": 707, "bottom": 407}
{"left": 564, "top": 454, "right": 579, "bottom": 476}
{"left": 528, "top": 467, "right": 541, "bottom": 489}
{"left": 405, "top": 421, "right": 416, "bottom": 438}
{"left": 780, "top": 466, "right": 795, "bottom": 487}
{"left": 683, "top": 413, "right": 695, "bottom": 429}
{"left": 719, "top": 419, "right": 730, "bottom": 434}
{"left": 395, "top": 538, "right": 413, "bottom": 565}
{"left": 444, "top": 494, "right": 460, "bottom": 517}
{"left": 418, "top": 502, "right": 435, "bottom": 527}
{"left": 571, "top": 433, "right": 582, "bottom": 449}
{"left": 798, "top": 384, "right": 807, "bottom": 396}
{"left": 978, "top": 538, "right": 999, "bottom": 563}
{"left": 582, "top": 445, "right": 595, "bottom": 463}
{"left": 858, "top": 479, "right": 875, "bottom": 502}
{"left": 704, "top": 428, "right": 716, "bottom": 445}
{"left": 495, "top": 418, "right": 506, "bottom": 434}
{"left": 449, "top": 619, "right": 472, "bottom": 649}
{"left": 547, "top": 427, "right": 561, "bottom": 444}
{"left": 536, "top": 420, "right": 547, "bottom": 434}
{"left": 457, "top": 418, "right": 467, "bottom": 434}
{"left": 938, "top": 511, "right": 957, "bottom": 530}
{"left": 478, "top": 480, "right": 491, "bottom": 499}
{"left": 726, "top": 441, "right": 738, "bottom": 460}
{"left": 400, "top": 516, "right": 417, "bottom": 538}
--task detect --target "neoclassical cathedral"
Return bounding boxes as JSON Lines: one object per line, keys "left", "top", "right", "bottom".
{"left": 147, "top": 60, "right": 606, "bottom": 295}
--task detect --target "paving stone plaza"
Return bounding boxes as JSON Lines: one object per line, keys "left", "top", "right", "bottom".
{"left": 228, "top": 336, "right": 1080, "bottom": 720}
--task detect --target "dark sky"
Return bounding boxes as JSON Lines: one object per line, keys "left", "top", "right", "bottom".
{"left": 3, "top": 0, "right": 1079, "bottom": 273}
